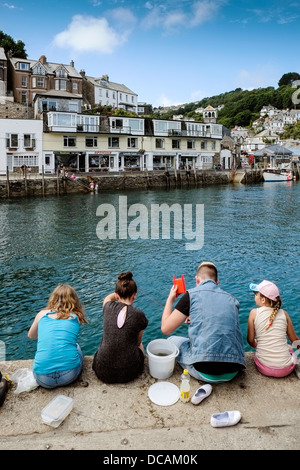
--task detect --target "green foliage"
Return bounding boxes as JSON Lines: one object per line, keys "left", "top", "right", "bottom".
{"left": 278, "top": 72, "right": 300, "bottom": 87}
{"left": 165, "top": 82, "right": 298, "bottom": 129}
{"left": 281, "top": 122, "right": 300, "bottom": 140}
{"left": 0, "top": 30, "right": 27, "bottom": 58}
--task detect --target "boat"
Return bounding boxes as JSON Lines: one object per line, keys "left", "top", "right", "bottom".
{"left": 263, "top": 168, "right": 293, "bottom": 182}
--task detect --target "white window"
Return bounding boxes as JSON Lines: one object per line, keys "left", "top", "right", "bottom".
{"left": 21, "top": 76, "right": 27, "bottom": 87}
{"left": 187, "top": 140, "right": 195, "bottom": 149}
{"left": 24, "top": 134, "right": 36, "bottom": 148}
{"left": 64, "top": 136, "right": 76, "bottom": 147}
{"left": 32, "top": 77, "right": 36, "bottom": 88}
{"left": 128, "top": 138, "right": 137, "bottom": 148}
{"left": 155, "top": 138, "right": 165, "bottom": 149}
{"left": 37, "top": 77, "right": 44, "bottom": 88}
{"left": 19, "top": 62, "right": 29, "bottom": 70}
{"left": 73, "top": 82, "right": 78, "bottom": 91}
{"left": 108, "top": 137, "right": 119, "bottom": 148}
{"left": 172, "top": 139, "right": 181, "bottom": 149}
{"left": 6, "top": 134, "right": 18, "bottom": 148}
{"left": 86, "top": 137, "right": 98, "bottom": 148}
{"left": 69, "top": 102, "right": 78, "bottom": 112}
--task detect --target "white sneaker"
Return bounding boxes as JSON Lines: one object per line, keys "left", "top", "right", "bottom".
{"left": 210, "top": 410, "right": 241, "bottom": 428}
{"left": 191, "top": 384, "right": 212, "bottom": 405}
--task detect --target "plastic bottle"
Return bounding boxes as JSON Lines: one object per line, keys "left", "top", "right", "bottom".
{"left": 180, "top": 369, "right": 190, "bottom": 403}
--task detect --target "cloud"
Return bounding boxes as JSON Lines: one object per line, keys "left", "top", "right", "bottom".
{"left": 190, "top": 0, "right": 224, "bottom": 26}
{"left": 53, "top": 13, "right": 133, "bottom": 54}
{"left": 142, "top": 0, "right": 226, "bottom": 30}
{"left": 2, "top": 2, "right": 22, "bottom": 9}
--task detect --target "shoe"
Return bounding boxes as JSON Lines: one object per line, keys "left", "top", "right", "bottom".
{"left": 0, "top": 374, "right": 9, "bottom": 407}
{"left": 210, "top": 410, "right": 241, "bottom": 428}
{"left": 191, "top": 384, "right": 212, "bottom": 405}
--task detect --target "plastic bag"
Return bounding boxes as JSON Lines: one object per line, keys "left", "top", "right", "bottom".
{"left": 10, "top": 368, "right": 39, "bottom": 394}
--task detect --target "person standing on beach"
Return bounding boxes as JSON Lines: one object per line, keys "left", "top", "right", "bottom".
{"left": 161, "top": 262, "right": 246, "bottom": 383}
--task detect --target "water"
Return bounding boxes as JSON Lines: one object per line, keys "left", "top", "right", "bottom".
{"left": 0, "top": 182, "right": 299, "bottom": 361}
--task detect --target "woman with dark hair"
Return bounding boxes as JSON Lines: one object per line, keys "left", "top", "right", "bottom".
{"left": 92, "top": 272, "right": 148, "bottom": 383}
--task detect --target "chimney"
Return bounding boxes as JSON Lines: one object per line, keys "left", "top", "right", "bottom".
{"left": 39, "top": 55, "right": 47, "bottom": 64}
{"left": 70, "top": 60, "right": 74, "bottom": 67}
{"left": 80, "top": 69, "right": 85, "bottom": 77}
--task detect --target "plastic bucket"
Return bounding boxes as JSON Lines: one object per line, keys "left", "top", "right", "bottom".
{"left": 147, "top": 339, "right": 179, "bottom": 379}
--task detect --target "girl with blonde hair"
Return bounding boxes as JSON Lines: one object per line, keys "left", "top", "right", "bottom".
{"left": 247, "top": 280, "right": 299, "bottom": 377}
{"left": 28, "top": 284, "right": 87, "bottom": 389}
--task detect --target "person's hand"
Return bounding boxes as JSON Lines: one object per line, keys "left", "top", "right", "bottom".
{"left": 184, "top": 316, "right": 190, "bottom": 324}
{"left": 168, "top": 285, "right": 178, "bottom": 303}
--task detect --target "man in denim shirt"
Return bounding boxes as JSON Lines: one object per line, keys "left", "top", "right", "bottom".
{"left": 161, "top": 262, "right": 246, "bottom": 383}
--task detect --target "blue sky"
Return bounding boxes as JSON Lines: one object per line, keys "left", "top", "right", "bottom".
{"left": 1, "top": 0, "right": 300, "bottom": 107}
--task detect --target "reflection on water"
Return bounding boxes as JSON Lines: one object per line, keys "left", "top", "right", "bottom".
{"left": 0, "top": 182, "right": 299, "bottom": 360}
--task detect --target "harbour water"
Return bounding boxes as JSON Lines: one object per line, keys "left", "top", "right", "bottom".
{"left": 0, "top": 181, "right": 299, "bottom": 361}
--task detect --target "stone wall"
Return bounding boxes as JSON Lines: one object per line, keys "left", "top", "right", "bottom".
{"left": 0, "top": 171, "right": 233, "bottom": 198}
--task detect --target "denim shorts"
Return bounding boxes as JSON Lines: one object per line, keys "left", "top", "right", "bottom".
{"left": 33, "top": 345, "right": 83, "bottom": 389}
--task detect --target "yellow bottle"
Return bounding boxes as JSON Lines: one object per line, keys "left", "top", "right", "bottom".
{"left": 180, "top": 369, "right": 190, "bottom": 403}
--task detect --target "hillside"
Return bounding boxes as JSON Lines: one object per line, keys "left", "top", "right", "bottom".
{"left": 154, "top": 83, "right": 299, "bottom": 129}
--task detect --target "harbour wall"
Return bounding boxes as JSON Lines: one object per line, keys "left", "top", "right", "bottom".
{"left": 0, "top": 169, "right": 263, "bottom": 199}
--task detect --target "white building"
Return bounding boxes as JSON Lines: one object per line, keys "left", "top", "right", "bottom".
{"left": 0, "top": 118, "right": 43, "bottom": 175}
{"left": 84, "top": 74, "right": 138, "bottom": 113}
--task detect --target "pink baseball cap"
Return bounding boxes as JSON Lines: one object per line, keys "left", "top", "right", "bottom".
{"left": 249, "top": 280, "right": 280, "bottom": 301}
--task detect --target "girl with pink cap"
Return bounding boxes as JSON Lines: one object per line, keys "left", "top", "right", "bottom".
{"left": 247, "top": 280, "right": 299, "bottom": 377}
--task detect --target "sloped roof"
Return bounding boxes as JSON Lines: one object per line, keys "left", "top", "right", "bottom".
{"left": 86, "top": 76, "right": 137, "bottom": 95}
{"left": 32, "top": 90, "right": 82, "bottom": 101}
{"left": 10, "top": 57, "right": 82, "bottom": 78}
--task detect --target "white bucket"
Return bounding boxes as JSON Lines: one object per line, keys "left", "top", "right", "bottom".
{"left": 147, "top": 339, "right": 179, "bottom": 379}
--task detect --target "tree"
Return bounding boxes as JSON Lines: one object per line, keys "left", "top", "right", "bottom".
{"left": 278, "top": 72, "right": 300, "bottom": 87}
{"left": 0, "top": 31, "right": 27, "bottom": 58}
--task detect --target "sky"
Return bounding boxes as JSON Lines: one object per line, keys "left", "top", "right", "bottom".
{"left": 1, "top": 0, "right": 300, "bottom": 107}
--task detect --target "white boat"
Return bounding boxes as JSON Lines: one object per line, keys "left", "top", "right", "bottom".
{"left": 263, "top": 169, "right": 293, "bottom": 182}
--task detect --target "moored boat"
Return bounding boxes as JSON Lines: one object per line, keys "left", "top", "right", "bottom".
{"left": 263, "top": 169, "right": 293, "bottom": 182}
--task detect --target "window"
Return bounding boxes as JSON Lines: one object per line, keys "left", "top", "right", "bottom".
{"left": 211, "top": 141, "right": 216, "bottom": 150}
{"left": 21, "top": 76, "right": 27, "bottom": 87}
{"left": 57, "top": 68, "right": 67, "bottom": 78}
{"left": 187, "top": 140, "right": 195, "bottom": 149}
{"left": 128, "top": 138, "right": 137, "bottom": 148}
{"left": 73, "top": 82, "right": 78, "bottom": 91}
{"left": 69, "top": 102, "right": 78, "bottom": 112}
{"left": 19, "top": 62, "right": 29, "bottom": 70}
{"left": 108, "top": 137, "right": 119, "bottom": 148}
{"left": 111, "top": 119, "right": 123, "bottom": 129}
{"left": 24, "top": 134, "right": 36, "bottom": 148}
{"left": 86, "top": 137, "right": 98, "bottom": 148}
{"left": 106, "top": 90, "right": 109, "bottom": 98}
{"left": 6, "top": 134, "right": 18, "bottom": 148}
{"left": 201, "top": 141, "right": 207, "bottom": 149}
{"left": 64, "top": 136, "right": 76, "bottom": 147}
{"left": 37, "top": 77, "right": 44, "bottom": 88}
{"left": 155, "top": 138, "right": 165, "bottom": 149}
{"left": 32, "top": 77, "right": 36, "bottom": 88}
{"left": 21, "top": 92, "right": 27, "bottom": 103}
{"left": 172, "top": 139, "right": 181, "bottom": 149}
{"left": 55, "top": 80, "right": 67, "bottom": 91}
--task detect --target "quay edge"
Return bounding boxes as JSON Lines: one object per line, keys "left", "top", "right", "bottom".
{"left": 0, "top": 353, "right": 299, "bottom": 451}
{"left": 0, "top": 169, "right": 263, "bottom": 199}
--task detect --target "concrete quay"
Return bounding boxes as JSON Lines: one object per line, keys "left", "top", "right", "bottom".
{"left": 0, "top": 353, "right": 299, "bottom": 452}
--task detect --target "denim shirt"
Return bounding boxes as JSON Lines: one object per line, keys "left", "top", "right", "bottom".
{"left": 177, "top": 279, "right": 246, "bottom": 367}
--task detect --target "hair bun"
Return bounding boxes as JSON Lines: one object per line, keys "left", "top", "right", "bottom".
{"left": 118, "top": 271, "right": 133, "bottom": 281}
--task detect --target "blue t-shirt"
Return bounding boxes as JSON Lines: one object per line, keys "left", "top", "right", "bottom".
{"left": 33, "top": 312, "right": 81, "bottom": 374}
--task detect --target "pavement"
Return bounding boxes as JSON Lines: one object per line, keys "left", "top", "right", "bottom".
{"left": 0, "top": 353, "right": 299, "bottom": 452}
